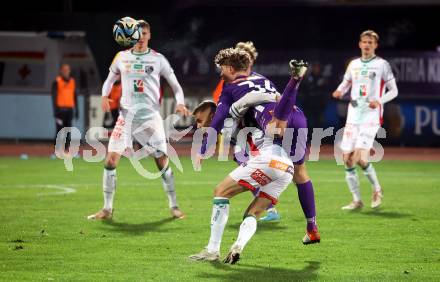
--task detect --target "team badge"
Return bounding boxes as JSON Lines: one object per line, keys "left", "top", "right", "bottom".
{"left": 145, "top": 65, "right": 154, "bottom": 74}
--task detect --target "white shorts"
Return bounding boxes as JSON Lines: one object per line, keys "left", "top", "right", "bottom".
{"left": 340, "top": 123, "right": 380, "bottom": 153}
{"left": 229, "top": 153, "right": 294, "bottom": 205}
{"left": 108, "top": 111, "right": 167, "bottom": 157}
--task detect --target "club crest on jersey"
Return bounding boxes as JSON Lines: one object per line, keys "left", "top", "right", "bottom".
{"left": 359, "top": 84, "right": 367, "bottom": 96}
{"left": 145, "top": 65, "right": 154, "bottom": 74}
{"left": 369, "top": 72, "right": 376, "bottom": 79}
{"left": 133, "top": 80, "right": 144, "bottom": 93}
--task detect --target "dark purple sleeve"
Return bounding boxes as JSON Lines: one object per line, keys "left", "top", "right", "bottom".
{"left": 200, "top": 88, "right": 233, "bottom": 155}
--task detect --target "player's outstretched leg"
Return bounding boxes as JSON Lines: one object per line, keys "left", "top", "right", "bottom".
{"left": 225, "top": 195, "right": 276, "bottom": 265}
{"left": 361, "top": 162, "right": 383, "bottom": 208}
{"left": 273, "top": 59, "right": 308, "bottom": 121}
{"left": 224, "top": 215, "right": 257, "bottom": 264}
{"left": 161, "top": 166, "right": 185, "bottom": 219}
{"left": 189, "top": 197, "right": 230, "bottom": 262}
{"left": 289, "top": 59, "right": 308, "bottom": 80}
{"left": 297, "top": 181, "right": 321, "bottom": 245}
{"left": 250, "top": 188, "right": 281, "bottom": 222}
{"left": 87, "top": 166, "right": 116, "bottom": 220}
{"left": 155, "top": 155, "right": 185, "bottom": 219}
{"left": 88, "top": 152, "right": 122, "bottom": 220}
{"left": 259, "top": 204, "right": 281, "bottom": 222}
{"left": 342, "top": 167, "right": 364, "bottom": 210}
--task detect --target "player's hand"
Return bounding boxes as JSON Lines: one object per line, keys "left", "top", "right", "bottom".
{"left": 194, "top": 153, "right": 203, "bottom": 171}
{"left": 332, "top": 90, "right": 343, "bottom": 99}
{"left": 175, "top": 104, "right": 190, "bottom": 116}
{"left": 102, "top": 96, "right": 113, "bottom": 113}
{"left": 369, "top": 100, "right": 381, "bottom": 109}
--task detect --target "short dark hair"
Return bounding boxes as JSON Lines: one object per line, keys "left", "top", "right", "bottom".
{"left": 193, "top": 100, "right": 217, "bottom": 115}
{"left": 214, "top": 48, "right": 251, "bottom": 72}
{"left": 137, "top": 19, "right": 150, "bottom": 30}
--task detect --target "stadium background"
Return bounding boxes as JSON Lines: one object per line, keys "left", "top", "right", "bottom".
{"left": 1, "top": 1, "right": 440, "bottom": 281}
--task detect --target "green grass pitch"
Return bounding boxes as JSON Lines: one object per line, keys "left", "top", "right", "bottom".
{"left": 1, "top": 157, "right": 439, "bottom": 281}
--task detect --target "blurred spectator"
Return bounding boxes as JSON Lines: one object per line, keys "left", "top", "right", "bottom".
{"left": 51, "top": 63, "right": 78, "bottom": 155}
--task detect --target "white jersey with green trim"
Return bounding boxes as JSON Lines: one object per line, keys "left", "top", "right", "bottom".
{"left": 109, "top": 48, "right": 175, "bottom": 120}
{"left": 343, "top": 56, "right": 395, "bottom": 125}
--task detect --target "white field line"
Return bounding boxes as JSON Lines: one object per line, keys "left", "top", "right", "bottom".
{"left": 0, "top": 184, "right": 76, "bottom": 196}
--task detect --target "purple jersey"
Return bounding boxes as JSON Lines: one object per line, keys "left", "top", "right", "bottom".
{"left": 204, "top": 73, "right": 307, "bottom": 164}
{"left": 209, "top": 73, "right": 278, "bottom": 134}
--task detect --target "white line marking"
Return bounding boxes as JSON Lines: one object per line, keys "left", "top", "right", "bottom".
{"left": 0, "top": 184, "right": 76, "bottom": 196}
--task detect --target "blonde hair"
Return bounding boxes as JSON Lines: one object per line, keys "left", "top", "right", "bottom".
{"left": 360, "top": 30, "right": 379, "bottom": 42}
{"left": 214, "top": 48, "right": 251, "bottom": 71}
{"left": 235, "top": 41, "right": 258, "bottom": 62}
{"left": 137, "top": 19, "right": 150, "bottom": 30}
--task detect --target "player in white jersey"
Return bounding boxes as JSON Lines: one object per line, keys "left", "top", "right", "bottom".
{"left": 88, "top": 20, "right": 190, "bottom": 220}
{"left": 332, "top": 30, "right": 398, "bottom": 210}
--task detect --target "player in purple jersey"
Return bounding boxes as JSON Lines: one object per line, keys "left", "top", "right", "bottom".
{"left": 201, "top": 49, "right": 320, "bottom": 244}
{"left": 189, "top": 48, "right": 319, "bottom": 264}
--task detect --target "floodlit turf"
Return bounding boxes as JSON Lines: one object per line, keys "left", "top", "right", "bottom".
{"left": 0, "top": 156, "right": 439, "bottom": 281}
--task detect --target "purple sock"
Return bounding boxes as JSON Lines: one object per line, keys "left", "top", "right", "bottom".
{"left": 274, "top": 78, "right": 300, "bottom": 120}
{"left": 296, "top": 180, "right": 317, "bottom": 231}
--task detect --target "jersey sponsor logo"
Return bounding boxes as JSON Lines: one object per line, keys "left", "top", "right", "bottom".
{"left": 134, "top": 80, "right": 144, "bottom": 93}
{"left": 359, "top": 84, "right": 367, "bottom": 96}
{"left": 269, "top": 159, "right": 294, "bottom": 176}
{"left": 145, "top": 65, "right": 154, "bottom": 74}
{"left": 250, "top": 169, "right": 272, "bottom": 186}
{"left": 133, "top": 64, "right": 143, "bottom": 70}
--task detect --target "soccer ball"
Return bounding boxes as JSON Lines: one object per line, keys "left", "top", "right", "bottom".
{"left": 113, "top": 17, "right": 141, "bottom": 47}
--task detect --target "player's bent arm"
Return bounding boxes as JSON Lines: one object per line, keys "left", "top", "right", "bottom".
{"left": 335, "top": 79, "right": 351, "bottom": 97}
{"left": 229, "top": 91, "right": 278, "bottom": 119}
{"left": 163, "top": 71, "right": 185, "bottom": 106}
{"left": 380, "top": 79, "right": 398, "bottom": 104}
{"left": 101, "top": 72, "right": 120, "bottom": 112}
{"left": 102, "top": 71, "right": 120, "bottom": 97}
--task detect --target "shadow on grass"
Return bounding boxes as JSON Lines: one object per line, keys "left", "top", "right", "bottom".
{"left": 99, "top": 217, "right": 175, "bottom": 235}
{"left": 199, "top": 260, "right": 320, "bottom": 281}
{"left": 361, "top": 210, "right": 412, "bottom": 219}
{"left": 227, "top": 221, "right": 288, "bottom": 232}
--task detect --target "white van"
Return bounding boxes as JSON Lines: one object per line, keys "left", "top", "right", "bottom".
{"left": 0, "top": 31, "right": 101, "bottom": 140}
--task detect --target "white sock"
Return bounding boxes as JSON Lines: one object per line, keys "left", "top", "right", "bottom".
{"left": 162, "top": 167, "right": 178, "bottom": 208}
{"left": 103, "top": 168, "right": 116, "bottom": 211}
{"left": 207, "top": 197, "right": 230, "bottom": 253}
{"left": 363, "top": 163, "right": 381, "bottom": 192}
{"left": 233, "top": 216, "right": 257, "bottom": 250}
{"left": 345, "top": 167, "right": 361, "bottom": 202}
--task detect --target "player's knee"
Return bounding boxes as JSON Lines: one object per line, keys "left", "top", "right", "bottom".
{"left": 344, "top": 157, "right": 356, "bottom": 168}
{"left": 105, "top": 155, "right": 118, "bottom": 169}
{"left": 214, "top": 184, "right": 227, "bottom": 197}
{"left": 357, "top": 159, "right": 368, "bottom": 168}
{"left": 293, "top": 166, "right": 310, "bottom": 184}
